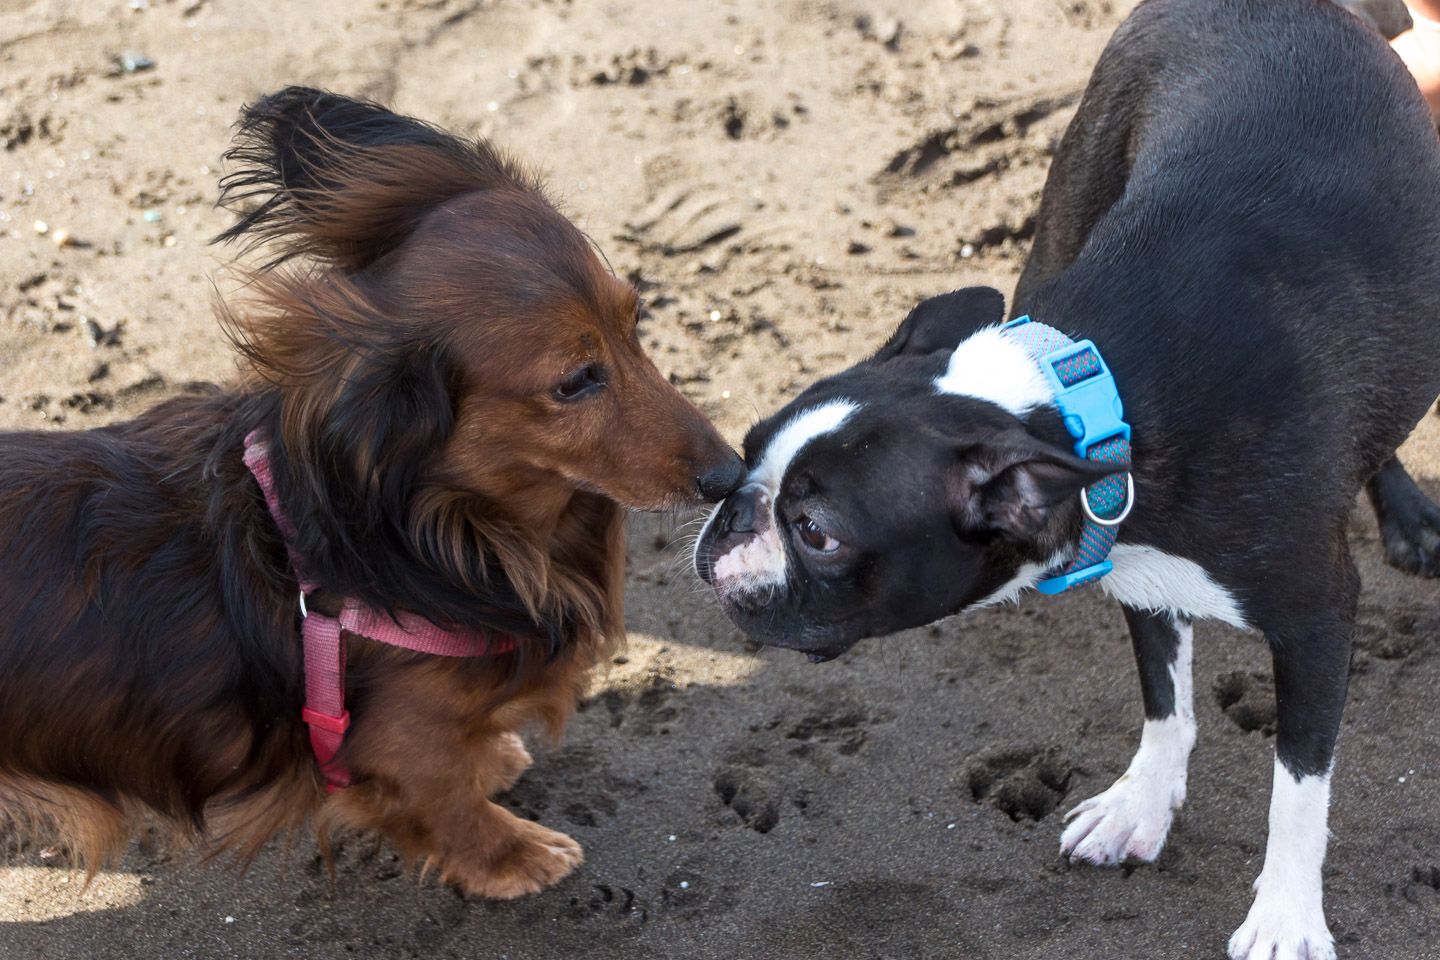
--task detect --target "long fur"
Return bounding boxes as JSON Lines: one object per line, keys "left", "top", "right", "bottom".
{"left": 215, "top": 86, "right": 540, "bottom": 270}
{"left": 0, "top": 86, "right": 724, "bottom": 895}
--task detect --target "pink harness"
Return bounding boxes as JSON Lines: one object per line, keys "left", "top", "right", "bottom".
{"left": 242, "top": 431, "right": 515, "bottom": 791}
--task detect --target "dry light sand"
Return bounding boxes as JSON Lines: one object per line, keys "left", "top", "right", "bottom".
{"left": 3, "top": 0, "right": 1440, "bottom": 957}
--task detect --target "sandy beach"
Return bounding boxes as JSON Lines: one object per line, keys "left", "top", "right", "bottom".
{"left": 3, "top": 0, "right": 1440, "bottom": 956}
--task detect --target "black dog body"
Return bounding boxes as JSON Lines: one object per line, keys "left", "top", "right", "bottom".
{"left": 697, "top": 2, "right": 1440, "bottom": 956}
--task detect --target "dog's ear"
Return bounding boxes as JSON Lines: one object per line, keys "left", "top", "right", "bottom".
{"left": 946, "top": 431, "right": 1123, "bottom": 539}
{"left": 314, "top": 343, "right": 459, "bottom": 544}
{"left": 870, "top": 286, "right": 1006, "bottom": 362}
{"left": 234, "top": 273, "right": 460, "bottom": 558}
{"left": 215, "top": 86, "right": 533, "bottom": 271}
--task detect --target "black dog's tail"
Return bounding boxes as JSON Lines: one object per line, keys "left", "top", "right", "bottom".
{"left": 214, "top": 86, "right": 537, "bottom": 271}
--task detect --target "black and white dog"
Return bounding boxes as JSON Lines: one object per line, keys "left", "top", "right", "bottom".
{"left": 695, "top": 1, "right": 1440, "bottom": 957}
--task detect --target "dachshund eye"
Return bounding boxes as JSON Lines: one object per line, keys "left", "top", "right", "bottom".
{"left": 793, "top": 514, "right": 841, "bottom": 553}
{"left": 555, "top": 364, "right": 606, "bottom": 402}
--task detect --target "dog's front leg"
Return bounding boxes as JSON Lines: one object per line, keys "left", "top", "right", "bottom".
{"left": 324, "top": 659, "right": 583, "bottom": 900}
{"left": 329, "top": 725, "right": 582, "bottom": 900}
{"left": 1228, "top": 594, "right": 1354, "bottom": 960}
{"left": 1061, "top": 608, "right": 1195, "bottom": 865}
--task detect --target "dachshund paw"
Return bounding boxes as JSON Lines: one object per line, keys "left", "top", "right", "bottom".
{"left": 455, "top": 819, "right": 584, "bottom": 899}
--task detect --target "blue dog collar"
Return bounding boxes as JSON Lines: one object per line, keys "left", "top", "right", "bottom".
{"left": 1001, "top": 316, "right": 1134, "bottom": 594}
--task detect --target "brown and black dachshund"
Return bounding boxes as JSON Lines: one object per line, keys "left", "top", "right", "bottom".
{"left": 0, "top": 87, "right": 742, "bottom": 898}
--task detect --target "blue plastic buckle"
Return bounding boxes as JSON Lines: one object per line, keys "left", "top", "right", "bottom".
{"left": 1035, "top": 560, "right": 1112, "bottom": 595}
{"left": 1037, "top": 340, "right": 1130, "bottom": 458}
{"left": 1004, "top": 316, "right": 1131, "bottom": 457}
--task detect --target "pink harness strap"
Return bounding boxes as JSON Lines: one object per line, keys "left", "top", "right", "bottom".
{"left": 242, "top": 430, "right": 515, "bottom": 792}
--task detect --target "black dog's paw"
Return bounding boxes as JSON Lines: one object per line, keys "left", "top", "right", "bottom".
{"left": 1378, "top": 503, "right": 1440, "bottom": 577}
{"left": 1370, "top": 462, "right": 1440, "bottom": 577}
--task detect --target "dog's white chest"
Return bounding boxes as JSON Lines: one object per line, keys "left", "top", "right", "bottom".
{"left": 1100, "top": 544, "right": 1248, "bottom": 628}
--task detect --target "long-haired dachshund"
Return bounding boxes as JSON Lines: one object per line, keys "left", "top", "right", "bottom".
{"left": 0, "top": 87, "right": 742, "bottom": 898}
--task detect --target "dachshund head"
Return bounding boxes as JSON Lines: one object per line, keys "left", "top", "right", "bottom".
{"left": 216, "top": 88, "right": 741, "bottom": 643}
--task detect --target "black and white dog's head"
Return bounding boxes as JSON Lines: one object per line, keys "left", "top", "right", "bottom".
{"left": 694, "top": 286, "right": 1121, "bottom": 660}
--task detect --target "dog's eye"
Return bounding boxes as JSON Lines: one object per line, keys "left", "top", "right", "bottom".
{"left": 555, "top": 364, "right": 606, "bottom": 402}
{"left": 794, "top": 515, "right": 840, "bottom": 553}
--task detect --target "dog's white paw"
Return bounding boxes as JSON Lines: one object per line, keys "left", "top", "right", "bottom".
{"left": 1061, "top": 713, "right": 1192, "bottom": 866}
{"left": 1059, "top": 772, "right": 1178, "bottom": 865}
{"left": 1227, "top": 887, "right": 1335, "bottom": 960}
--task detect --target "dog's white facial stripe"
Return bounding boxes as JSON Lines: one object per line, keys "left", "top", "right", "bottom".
{"left": 1102, "top": 545, "right": 1249, "bottom": 628}
{"left": 934, "top": 326, "right": 1054, "bottom": 416}
{"left": 701, "top": 400, "right": 858, "bottom": 596}
{"left": 750, "top": 400, "right": 859, "bottom": 491}
{"left": 1060, "top": 621, "right": 1195, "bottom": 865}
{"left": 1228, "top": 760, "right": 1335, "bottom": 960}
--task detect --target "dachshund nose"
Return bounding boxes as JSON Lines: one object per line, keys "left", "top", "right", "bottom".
{"left": 697, "top": 455, "right": 746, "bottom": 502}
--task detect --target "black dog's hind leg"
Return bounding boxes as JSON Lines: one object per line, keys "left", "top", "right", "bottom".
{"left": 1366, "top": 455, "right": 1440, "bottom": 576}
{"left": 1061, "top": 608, "right": 1194, "bottom": 865}
{"left": 1228, "top": 558, "right": 1356, "bottom": 960}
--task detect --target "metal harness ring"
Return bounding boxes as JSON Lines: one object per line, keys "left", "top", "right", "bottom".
{"left": 1080, "top": 473, "right": 1135, "bottom": 527}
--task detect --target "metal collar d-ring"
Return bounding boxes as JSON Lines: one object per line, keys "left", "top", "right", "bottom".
{"left": 1080, "top": 473, "right": 1135, "bottom": 527}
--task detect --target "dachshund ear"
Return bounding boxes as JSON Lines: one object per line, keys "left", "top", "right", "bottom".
{"left": 315, "top": 343, "right": 458, "bottom": 544}
{"left": 870, "top": 286, "right": 1006, "bottom": 362}
{"left": 215, "top": 86, "right": 536, "bottom": 271}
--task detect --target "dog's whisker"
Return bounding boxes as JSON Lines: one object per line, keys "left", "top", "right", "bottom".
{"left": 2, "top": 83, "right": 746, "bottom": 903}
